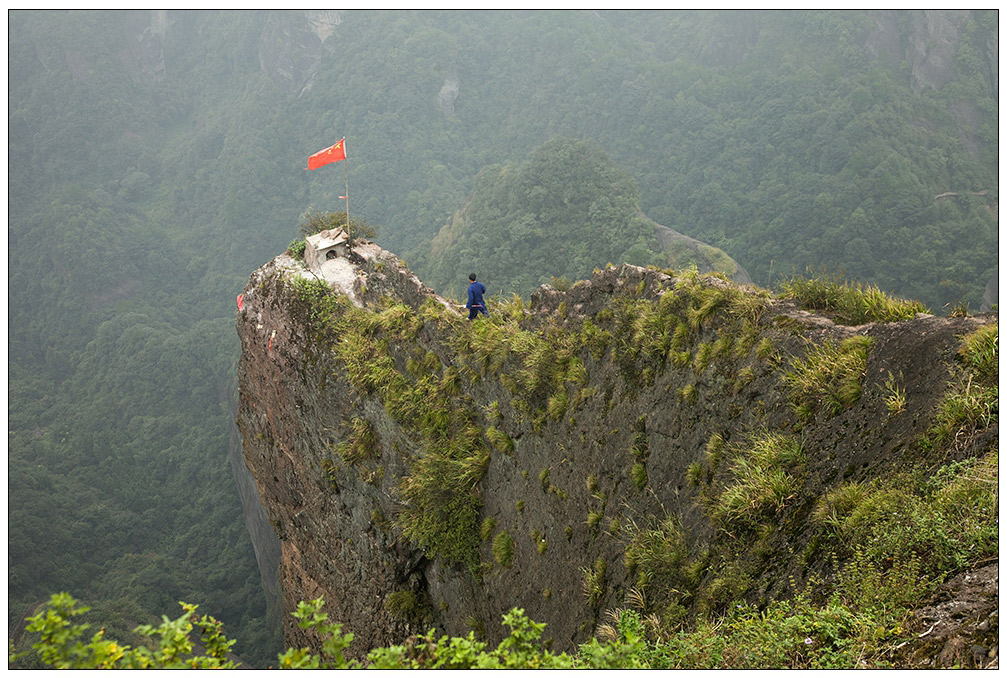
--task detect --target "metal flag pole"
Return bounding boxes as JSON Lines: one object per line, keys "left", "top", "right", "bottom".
{"left": 342, "top": 143, "right": 350, "bottom": 233}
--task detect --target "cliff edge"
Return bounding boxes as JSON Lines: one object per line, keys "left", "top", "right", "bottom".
{"left": 236, "top": 240, "right": 997, "bottom": 667}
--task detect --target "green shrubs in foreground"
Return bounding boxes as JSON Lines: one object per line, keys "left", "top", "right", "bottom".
{"left": 13, "top": 587, "right": 920, "bottom": 669}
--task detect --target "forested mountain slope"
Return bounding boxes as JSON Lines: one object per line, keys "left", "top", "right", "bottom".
{"left": 7, "top": 9, "right": 997, "bottom": 668}
{"left": 418, "top": 138, "right": 750, "bottom": 298}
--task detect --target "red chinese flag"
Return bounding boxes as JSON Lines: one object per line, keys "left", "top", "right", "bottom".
{"left": 306, "top": 138, "right": 346, "bottom": 170}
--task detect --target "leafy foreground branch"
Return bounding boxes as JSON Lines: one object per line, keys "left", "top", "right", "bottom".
{"left": 10, "top": 594, "right": 636, "bottom": 669}
{"left": 9, "top": 585, "right": 943, "bottom": 669}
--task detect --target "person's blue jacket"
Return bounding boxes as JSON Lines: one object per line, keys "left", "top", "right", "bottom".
{"left": 467, "top": 281, "right": 487, "bottom": 309}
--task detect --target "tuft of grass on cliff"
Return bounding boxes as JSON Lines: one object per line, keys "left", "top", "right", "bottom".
{"left": 780, "top": 271, "right": 930, "bottom": 325}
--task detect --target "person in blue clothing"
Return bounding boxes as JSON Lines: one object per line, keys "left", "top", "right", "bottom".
{"left": 466, "top": 273, "right": 489, "bottom": 320}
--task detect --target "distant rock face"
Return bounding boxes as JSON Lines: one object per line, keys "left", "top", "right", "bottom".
{"left": 908, "top": 11, "right": 966, "bottom": 92}
{"left": 236, "top": 240, "right": 995, "bottom": 662}
{"left": 115, "top": 10, "right": 169, "bottom": 83}
{"left": 306, "top": 10, "right": 341, "bottom": 43}
{"left": 438, "top": 77, "right": 460, "bottom": 117}
{"left": 865, "top": 10, "right": 997, "bottom": 157}
{"left": 257, "top": 11, "right": 341, "bottom": 95}
{"left": 867, "top": 10, "right": 966, "bottom": 92}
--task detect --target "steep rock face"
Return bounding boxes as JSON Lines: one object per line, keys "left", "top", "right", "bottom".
{"left": 258, "top": 11, "right": 342, "bottom": 96}
{"left": 866, "top": 10, "right": 985, "bottom": 92}
{"left": 236, "top": 241, "right": 996, "bottom": 660}
{"left": 227, "top": 387, "right": 282, "bottom": 622}
{"left": 236, "top": 247, "right": 440, "bottom": 653}
{"left": 115, "top": 10, "right": 170, "bottom": 84}
{"left": 866, "top": 9, "right": 997, "bottom": 158}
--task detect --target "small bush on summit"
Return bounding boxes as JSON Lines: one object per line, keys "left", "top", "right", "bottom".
{"left": 299, "top": 210, "right": 377, "bottom": 241}
{"left": 288, "top": 238, "right": 306, "bottom": 260}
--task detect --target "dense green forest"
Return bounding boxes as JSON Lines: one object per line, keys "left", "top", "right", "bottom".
{"left": 8, "top": 9, "right": 997, "bottom": 667}
{"left": 419, "top": 138, "right": 668, "bottom": 297}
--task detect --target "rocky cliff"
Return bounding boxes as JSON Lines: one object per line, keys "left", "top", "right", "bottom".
{"left": 235, "top": 240, "right": 997, "bottom": 667}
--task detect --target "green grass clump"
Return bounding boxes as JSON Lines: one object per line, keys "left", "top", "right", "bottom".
{"left": 670, "top": 322, "right": 692, "bottom": 353}
{"left": 631, "top": 462, "right": 648, "bottom": 489}
{"left": 485, "top": 426, "right": 515, "bottom": 455}
{"left": 733, "top": 366, "right": 755, "bottom": 393}
{"left": 713, "top": 333, "right": 734, "bottom": 360}
{"left": 621, "top": 516, "right": 700, "bottom": 633}
{"left": 755, "top": 337, "right": 775, "bottom": 361}
{"left": 492, "top": 531, "right": 515, "bottom": 567}
{"left": 480, "top": 517, "right": 496, "bottom": 543}
{"left": 299, "top": 209, "right": 376, "bottom": 241}
{"left": 958, "top": 323, "right": 998, "bottom": 385}
{"left": 658, "top": 590, "right": 900, "bottom": 669}
{"left": 811, "top": 482, "right": 869, "bottom": 529}
{"left": 386, "top": 590, "right": 431, "bottom": 624}
{"left": 399, "top": 441, "right": 490, "bottom": 570}
{"left": 336, "top": 417, "right": 379, "bottom": 464}
{"left": 685, "top": 461, "right": 705, "bottom": 486}
{"left": 287, "top": 238, "right": 306, "bottom": 260}
{"left": 547, "top": 390, "right": 568, "bottom": 420}
{"left": 924, "top": 324, "right": 998, "bottom": 452}
{"left": 678, "top": 383, "right": 697, "bottom": 404}
{"left": 882, "top": 371, "right": 906, "bottom": 415}
{"left": 624, "top": 517, "right": 692, "bottom": 589}
{"left": 579, "top": 319, "right": 611, "bottom": 361}
{"left": 581, "top": 558, "right": 607, "bottom": 605}
{"left": 780, "top": 273, "right": 929, "bottom": 325}
{"left": 685, "top": 285, "right": 729, "bottom": 331}
{"left": 708, "top": 432, "right": 805, "bottom": 527}
{"left": 692, "top": 342, "right": 714, "bottom": 374}
{"left": 783, "top": 335, "right": 874, "bottom": 420}
{"left": 727, "top": 288, "right": 771, "bottom": 323}
{"left": 926, "top": 381, "right": 997, "bottom": 451}
{"left": 704, "top": 433, "right": 726, "bottom": 470}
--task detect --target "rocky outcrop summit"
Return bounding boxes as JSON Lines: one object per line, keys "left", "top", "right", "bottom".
{"left": 236, "top": 239, "right": 997, "bottom": 666}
